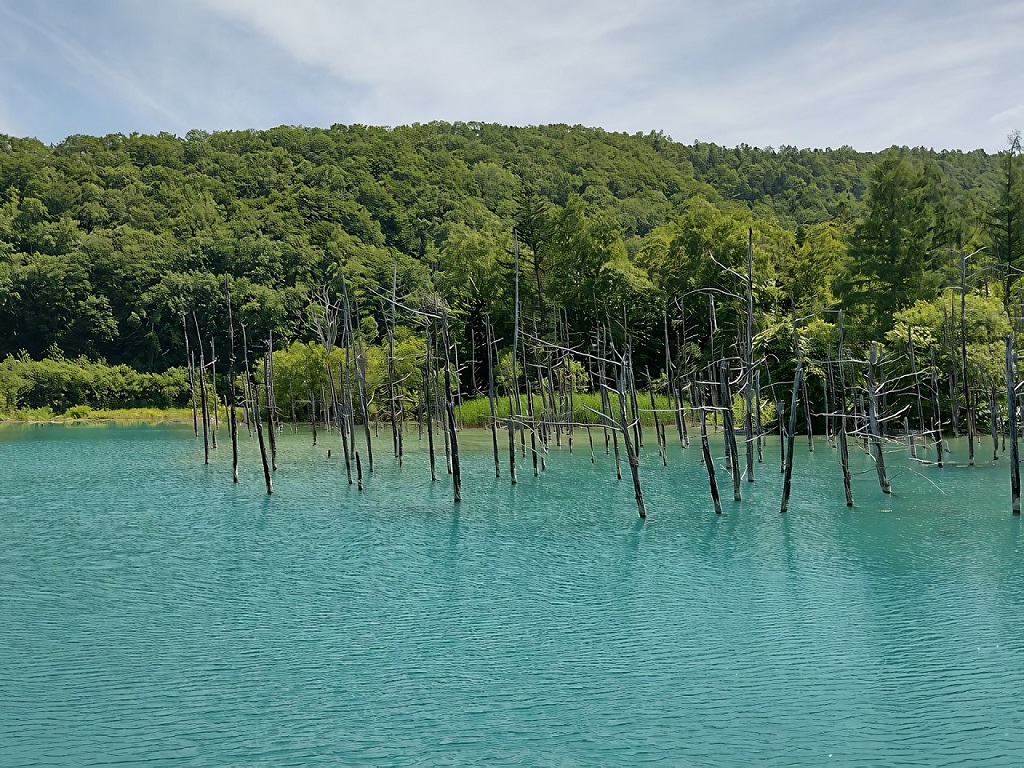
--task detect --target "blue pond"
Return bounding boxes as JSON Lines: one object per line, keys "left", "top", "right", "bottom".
{"left": 1, "top": 422, "right": 1023, "bottom": 765}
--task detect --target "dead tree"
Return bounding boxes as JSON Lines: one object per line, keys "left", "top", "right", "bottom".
{"left": 224, "top": 281, "right": 240, "bottom": 484}
{"left": 867, "top": 343, "right": 892, "bottom": 494}
{"left": 700, "top": 386, "right": 723, "bottom": 515}
{"left": 781, "top": 329, "right": 803, "bottom": 514}
{"left": 243, "top": 325, "right": 272, "bottom": 495}
{"left": 743, "top": 227, "right": 756, "bottom": 480}
{"left": 616, "top": 368, "right": 646, "bottom": 519}
{"left": 1007, "top": 335, "right": 1020, "bottom": 514}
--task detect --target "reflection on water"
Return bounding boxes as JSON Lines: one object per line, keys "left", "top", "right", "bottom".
{"left": 1, "top": 423, "right": 1023, "bottom": 765}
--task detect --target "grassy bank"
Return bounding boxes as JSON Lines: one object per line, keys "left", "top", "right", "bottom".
{"left": 0, "top": 406, "right": 195, "bottom": 423}
{"left": 1, "top": 395, "right": 684, "bottom": 428}
{"left": 454, "top": 393, "right": 685, "bottom": 428}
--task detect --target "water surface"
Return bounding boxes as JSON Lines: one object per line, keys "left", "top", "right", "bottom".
{"left": 2, "top": 423, "right": 1023, "bottom": 765}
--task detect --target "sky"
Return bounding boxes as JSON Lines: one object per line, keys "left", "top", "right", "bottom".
{"left": 1, "top": 0, "right": 1022, "bottom": 153}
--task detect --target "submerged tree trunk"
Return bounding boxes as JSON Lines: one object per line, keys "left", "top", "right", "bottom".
{"left": 243, "top": 326, "right": 272, "bottom": 496}
{"left": 264, "top": 340, "right": 278, "bottom": 472}
{"left": 616, "top": 369, "right": 646, "bottom": 519}
{"left": 345, "top": 283, "right": 374, "bottom": 475}
{"left": 192, "top": 317, "right": 210, "bottom": 466}
{"left": 1007, "top": 335, "right": 1020, "bottom": 515}
{"left": 781, "top": 331, "right": 803, "bottom": 514}
{"left": 700, "top": 393, "right": 723, "bottom": 515}
{"left": 441, "top": 316, "right": 461, "bottom": 503}
{"left": 184, "top": 315, "right": 198, "bottom": 438}
{"left": 743, "top": 227, "right": 756, "bottom": 480}
{"left": 960, "top": 250, "right": 975, "bottom": 465}
{"left": 720, "top": 360, "right": 741, "bottom": 501}
{"left": 224, "top": 281, "right": 239, "bottom": 484}
{"left": 867, "top": 343, "right": 892, "bottom": 494}
{"left": 930, "top": 347, "right": 944, "bottom": 468}
{"left": 486, "top": 318, "right": 501, "bottom": 478}
{"left": 836, "top": 310, "right": 853, "bottom": 506}
{"left": 424, "top": 320, "right": 437, "bottom": 482}
{"left": 991, "top": 384, "right": 1000, "bottom": 462}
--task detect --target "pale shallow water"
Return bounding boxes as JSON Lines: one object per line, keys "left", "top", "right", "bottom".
{"left": 1, "top": 422, "right": 1023, "bottom": 765}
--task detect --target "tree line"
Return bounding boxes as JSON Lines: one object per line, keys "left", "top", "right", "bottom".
{"left": 0, "top": 122, "right": 1020, "bottom": 415}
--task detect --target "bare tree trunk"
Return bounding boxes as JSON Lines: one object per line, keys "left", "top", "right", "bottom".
{"left": 931, "top": 347, "right": 944, "bottom": 467}
{"left": 836, "top": 311, "right": 853, "bottom": 506}
{"left": 909, "top": 324, "right": 925, "bottom": 443}
{"left": 991, "top": 384, "right": 1000, "bottom": 462}
{"left": 526, "top": 374, "right": 539, "bottom": 477}
{"left": 243, "top": 325, "right": 272, "bottom": 495}
{"left": 185, "top": 327, "right": 198, "bottom": 438}
{"left": 867, "top": 343, "right": 892, "bottom": 494}
{"left": 441, "top": 315, "right": 461, "bottom": 502}
{"left": 720, "top": 360, "right": 741, "bottom": 501}
{"left": 1007, "top": 335, "right": 1020, "bottom": 514}
{"left": 264, "top": 337, "right": 278, "bottom": 472}
{"left": 960, "top": 250, "right": 975, "bottom": 465}
{"left": 743, "top": 227, "right": 755, "bottom": 480}
{"left": 778, "top": 399, "right": 786, "bottom": 474}
{"left": 486, "top": 317, "right": 500, "bottom": 478}
{"left": 838, "top": 408, "right": 854, "bottom": 507}
{"left": 344, "top": 280, "right": 374, "bottom": 474}
{"left": 755, "top": 369, "right": 764, "bottom": 463}
{"left": 424, "top": 321, "right": 437, "bottom": 482}
{"left": 209, "top": 336, "right": 219, "bottom": 446}
{"left": 801, "top": 367, "right": 814, "bottom": 453}
{"left": 700, "top": 390, "right": 723, "bottom": 515}
{"left": 780, "top": 330, "right": 803, "bottom": 514}
{"left": 647, "top": 369, "right": 666, "bottom": 467}
{"left": 616, "top": 369, "right": 646, "bottom": 519}
{"left": 224, "top": 281, "right": 239, "bottom": 484}
{"left": 388, "top": 264, "right": 400, "bottom": 461}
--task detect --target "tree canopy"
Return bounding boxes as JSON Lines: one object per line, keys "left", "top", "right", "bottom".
{"left": 0, "top": 123, "right": 1018, "bottom": 402}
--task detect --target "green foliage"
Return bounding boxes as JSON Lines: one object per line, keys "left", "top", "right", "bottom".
{"left": 455, "top": 391, "right": 676, "bottom": 427}
{"left": 0, "top": 122, "right": 1015, "bottom": 415}
{"left": 888, "top": 293, "right": 1011, "bottom": 384}
{"left": 0, "top": 353, "right": 189, "bottom": 413}
{"left": 268, "top": 331, "right": 432, "bottom": 421}
{"left": 1, "top": 406, "right": 56, "bottom": 421}
{"left": 989, "top": 131, "right": 1024, "bottom": 308}
{"left": 841, "top": 149, "right": 950, "bottom": 334}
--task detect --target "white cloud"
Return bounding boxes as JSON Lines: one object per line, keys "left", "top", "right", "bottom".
{"left": 191, "top": 0, "right": 1024, "bottom": 151}
{"left": 1, "top": 0, "right": 1022, "bottom": 149}
{"left": 196, "top": 0, "right": 675, "bottom": 122}
{"left": 587, "top": 1, "right": 1024, "bottom": 150}
{"left": 991, "top": 105, "right": 1024, "bottom": 124}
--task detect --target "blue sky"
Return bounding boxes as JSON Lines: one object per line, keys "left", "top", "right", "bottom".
{"left": 1, "top": 0, "right": 1022, "bottom": 152}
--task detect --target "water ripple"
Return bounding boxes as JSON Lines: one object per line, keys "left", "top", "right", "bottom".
{"left": 2, "top": 424, "right": 1024, "bottom": 765}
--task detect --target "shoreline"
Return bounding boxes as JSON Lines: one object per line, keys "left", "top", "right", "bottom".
{"left": 0, "top": 407, "right": 195, "bottom": 425}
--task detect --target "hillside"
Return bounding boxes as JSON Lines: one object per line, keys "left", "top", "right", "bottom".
{"left": 0, "top": 122, "right": 1014, "bottom": 389}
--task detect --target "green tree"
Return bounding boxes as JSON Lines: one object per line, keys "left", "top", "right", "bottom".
{"left": 842, "top": 149, "right": 941, "bottom": 333}
{"left": 990, "top": 130, "right": 1023, "bottom": 313}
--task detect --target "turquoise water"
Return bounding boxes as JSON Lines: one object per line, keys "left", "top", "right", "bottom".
{"left": 2, "top": 422, "right": 1023, "bottom": 765}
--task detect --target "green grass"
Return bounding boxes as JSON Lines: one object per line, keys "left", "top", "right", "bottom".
{"left": 0, "top": 392, "right": 718, "bottom": 430}
{"left": 0, "top": 406, "right": 195, "bottom": 423}
{"left": 454, "top": 392, "right": 687, "bottom": 428}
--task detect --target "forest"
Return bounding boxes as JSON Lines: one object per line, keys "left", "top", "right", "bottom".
{"left": 0, "top": 121, "right": 1021, "bottom": 437}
